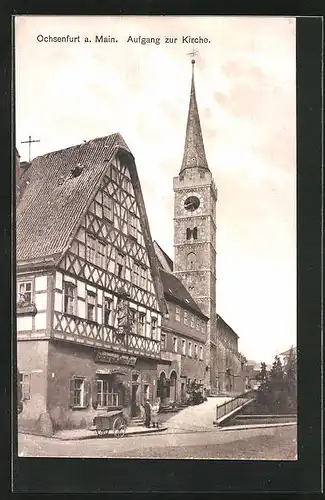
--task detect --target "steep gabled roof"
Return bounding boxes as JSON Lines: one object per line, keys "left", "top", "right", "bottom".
{"left": 216, "top": 314, "right": 239, "bottom": 339}
{"left": 159, "top": 268, "right": 208, "bottom": 320}
{"left": 17, "top": 134, "right": 127, "bottom": 263}
{"left": 16, "top": 133, "right": 167, "bottom": 314}
{"left": 153, "top": 240, "right": 173, "bottom": 272}
{"left": 153, "top": 242, "right": 207, "bottom": 320}
{"left": 279, "top": 346, "right": 296, "bottom": 357}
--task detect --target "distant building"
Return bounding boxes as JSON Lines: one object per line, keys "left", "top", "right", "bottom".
{"left": 278, "top": 346, "right": 296, "bottom": 366}
{"left": 215, "top": 315, "right": 246, "bottom": 394}
{"left": 154, "top": 241, "right": 208, "bottom": 404}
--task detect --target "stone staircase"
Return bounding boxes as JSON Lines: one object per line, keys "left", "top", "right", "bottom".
{"left": 130, "top": 416, "right": 144, "bottom": 427}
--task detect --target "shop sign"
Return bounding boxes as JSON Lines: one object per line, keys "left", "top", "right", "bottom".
{"left": 94, "top": 350, "right": 137, "bottom": 366}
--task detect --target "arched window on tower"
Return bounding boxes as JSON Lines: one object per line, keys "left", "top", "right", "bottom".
{"left": 192, "top": 227, "right": 198, "bottom": 240}
{"left": 187, "top": 252, "right": 196, "bottom": 270}
{"left": 186, "top": 228, "right": 192, "bottom": 240}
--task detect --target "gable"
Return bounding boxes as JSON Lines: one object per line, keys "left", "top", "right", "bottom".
{"left": 58, "top": 149, "right": 166, "bottom": 313}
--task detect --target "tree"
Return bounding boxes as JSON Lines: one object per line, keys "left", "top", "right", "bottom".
{"left": 256, "top": 353, "right": 297, "bottom": 414}
{"left": 283, "top": 347, "right": 297, "bottom": 411}
{"left": 256, "top": 362, "right": 268, "bottom": 383}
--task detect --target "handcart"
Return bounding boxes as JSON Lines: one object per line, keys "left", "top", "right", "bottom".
{"left": 93, "top": 409, "right": 128, "bottom": 438}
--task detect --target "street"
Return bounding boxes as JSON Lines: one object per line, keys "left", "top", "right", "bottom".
{"left": 18, "top": 425, "right": 296, "bottom": 459}
{"left": 18, "top": 397, "right": 297, "bottom": 460}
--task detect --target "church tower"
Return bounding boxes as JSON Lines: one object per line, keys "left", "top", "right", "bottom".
{"left": 173, "top": 56, "right": 218, "bottom": 392}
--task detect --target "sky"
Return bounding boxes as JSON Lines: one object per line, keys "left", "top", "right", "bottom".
{"left": 15, "top": 16, "right": 296, "bottom": 364}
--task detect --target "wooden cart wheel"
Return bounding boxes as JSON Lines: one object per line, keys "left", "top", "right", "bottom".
{"left": 113, "top": 417, "right": 126, "bottom": 438}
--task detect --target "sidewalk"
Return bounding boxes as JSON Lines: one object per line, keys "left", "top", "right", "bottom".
{"left": 52, "top": 425, "right": 167, "bottom": 441}
{"left": 219, "top": 421, "right": 297, "bottom": 432}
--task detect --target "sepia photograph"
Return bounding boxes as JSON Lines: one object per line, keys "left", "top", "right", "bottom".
{"left": 15, "top": 15, "right": 297, "bottom": 461}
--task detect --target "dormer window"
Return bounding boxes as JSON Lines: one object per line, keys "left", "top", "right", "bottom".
{"left": 71, "top": 163, "right": 84, "bottom": 178}
{"left": 17, "top": 281, "right": 32, "bottom": 306}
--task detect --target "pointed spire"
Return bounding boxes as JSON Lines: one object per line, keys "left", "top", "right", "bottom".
{"left": 180, "top": 58, "right": 209, "bottom": 174}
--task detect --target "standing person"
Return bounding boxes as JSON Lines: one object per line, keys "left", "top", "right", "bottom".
{"left": 151, "top": 399, "right": 161, "bottom": 428}
{"left": 144, "top": 399, "right": 151, "bottom": 428}
{"left": 140, "top": 402, "right": 145, "bottom": 424}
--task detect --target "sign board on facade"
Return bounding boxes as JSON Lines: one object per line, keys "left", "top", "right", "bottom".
{"left": 94, "top": 350, "right": 137, "bottom": 366}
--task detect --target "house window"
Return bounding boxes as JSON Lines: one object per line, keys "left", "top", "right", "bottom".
{"left": 130, "top": 309, "right": 137, "bottom": 333}
{"left": 63, "top": 282, "right": 76, "bottom": 315}
{"left": 194, "top": 344, "right": 198, "bottom": 359}
{"left": 128, "top": 212, "right": 138, "bottom": 239}
{"left": 193, "top": 227, "right": 198, "bottom": 240}
{"left": 173, "top": 336, "right": 178, "bottom": 352}
{"left": 184, "top": 311, "right": 188, "bottom": 325}
{"left": 103, "top": 297, "right": 112, "bottom": 326}
{"left": 111, "top": 167, "right": 118, "bottom": 183}
{"left": 151, "top": 317, "right": 157, "bottom": 339}
{"left": 190, "top": 315, "right": 195, "bottom": 328}
{"left": 77, "top": 241, "right": 85, "bottom": 259}
{"left": 181, "top": 339, "right": 186, "bottom": 355}
{"left": 188, "top": 342, "right": 192, "bottom": 357}
{"left": 186, "top": 228, "right": 192, "bottom": 240}
{"left": 86, "top": 291, "right": 96, "bottom": 321}
{"left": 175, "top": 306, "right": 180, "bottom": 322}
{"left": 133, "top": 263, "right": 140, "bottom": 286}
{"left": 116, "top": 253, "right": 125, "bottom": 278}
{"left": 86, "top": 234, "right": 96, "bottom": 264}
{"left": 161, "top": 333, "right": 166, "bottom": 351}
{"left": 103, "top": 192, "right": 113, "bottom": 221}
{"left": 69, "top": 377, "right": 89, "bottom": 408}
{"left": 187, "top": 252, "right": 196, "bottom": 269}
{"left": 95, "top": 200, "right": 102, "bottom": 218}
{"left": 123, "top": 177, "right": 130, "bottom": 192}
{"left": 17, "top": 281, "right": 32, "bottom": 305}
{"left": 140, "top": 267, "right": 147, "bottom": 289}
{"left": 97, "top": 241, "right": 106, "bottom": 268}
{"left": 138, "top": 312, "right": 146, "bottom": 336}
{"left": 19, "top": 373, "right": 31, "bottom": 400}
{"left": 96, "top": 379, "right": 119, "bottom": 407}
{"left": 199, "top": 345, "right": 203, "bottom": 361}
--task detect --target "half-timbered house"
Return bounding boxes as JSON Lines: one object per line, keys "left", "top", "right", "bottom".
{"left": 16, "top": 134, "right": 167, "bottom": 436}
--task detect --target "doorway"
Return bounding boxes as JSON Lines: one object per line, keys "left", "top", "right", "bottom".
{"left": 170, "top": 371, "right": 177, "bottom": 403}
{"left": 181, "top": 382, "right": 186, "bottom": 403}
{"left": 131, "top": 384, "right": 138, "bottom": 417}
{"left": 157, "top": 371, "right": 167, "bottom": 404}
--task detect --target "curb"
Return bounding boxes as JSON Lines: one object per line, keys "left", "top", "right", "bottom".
{"left": 217, "top": 422, "right": 297, "bottom": 431}
{"left": 52, "top": 426, "right": 167, "bottom": 441}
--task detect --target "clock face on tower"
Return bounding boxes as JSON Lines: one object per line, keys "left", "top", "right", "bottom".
{"left": 184, "top": 195, "right": 200, "bottom": 212}
{"left": 182, "top": 192, "right": 204, "bottom": 214}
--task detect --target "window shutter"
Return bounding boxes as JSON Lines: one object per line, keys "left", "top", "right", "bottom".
{"left": 26, "top": 374, "right": 31, "bottom": 399}
{"left": 69, "top": 379, "right": 75, "bottom": 407}
{"left": 17, "top": 371, "right": 22, "bottom": 404}
{"left": 84, "top": 379, "right": 90, "bottom": 407}
{"left": 156, "top": 378, "right": 161, "bottom": 397}
{"left": 92, "top": 378, "right": 98, "bottom": 409}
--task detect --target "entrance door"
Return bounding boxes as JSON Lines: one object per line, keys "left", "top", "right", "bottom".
{"left": 181, "top": 383, "right": 186, "bottom": 403}
{"left": 170, "top": 371, "right": 177, "bottom": 403}
{"left": 131, "top": 384, "right": 138, "bottom": 417}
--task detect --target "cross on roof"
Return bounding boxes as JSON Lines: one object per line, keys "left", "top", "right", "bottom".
{"left": 187, "top": 43, "right": 198, "bottom": 64}
{"left": 21, "top": 135, "right": 40, "bottom": 162}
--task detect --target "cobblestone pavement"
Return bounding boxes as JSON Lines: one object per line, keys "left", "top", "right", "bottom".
{"left": 18, "top": 424, "right": 297, "bottom": 460}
